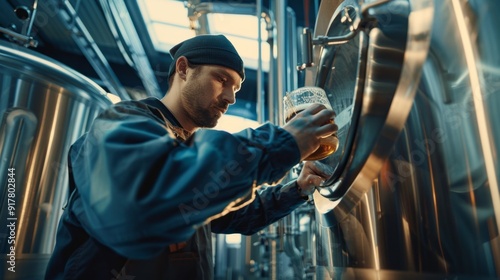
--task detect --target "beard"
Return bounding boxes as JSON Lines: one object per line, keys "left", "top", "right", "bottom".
{"left": 181, "top": 80, "right": 226, "bottom": 128}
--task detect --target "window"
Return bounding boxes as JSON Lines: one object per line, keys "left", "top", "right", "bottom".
{"left": 138, "top": 0, "right": 270, "bottom": 71}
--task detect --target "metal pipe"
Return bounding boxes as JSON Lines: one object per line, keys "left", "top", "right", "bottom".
{"left": 297, "top": 28, "right": 314, "bottom": 71}
{"left": 286, "top": 7, "right": 298, "bottom": 91}
{"left": 305, "top": 210, "right": 317, "bottom": 279}
{"left": 273, "top": 0, "right": 287, "bottom": 125}
{"left": 283, "top": 213, "right": 305, "bottom": 278}
{"left": 26, "top": 0, "right": 38, "bottom": 38}
{"left": 314, "top": 0, "right": 320, "bottom": 21}
{"left": 100, "top": 0, "right": 163, "bottom": 98}
{"left": 257, "top": 0, "right": 265, "bottom": 123}
{"left": 53, "top": 0, "right": 130, "bottom": 100}
{"left": 267, "top": 223, "right": 278, "bottom": 280}
{"left": 267, "top": 30, "right": 277, "bottom": 124}
{"left": 186, "top": 0, "right": 210, "bottom": 34}
{"left": 0, "top": 26, "right": 38, "bottom": 48}
{"left": 298, "top": 0, "right": 392, "bottom": 71}
{"left": 313, "top": 29, "right": 358, "bottom": 46}
{"left": 280, "top": 10, "right": 303, "bottom": 274}
{"left": 98, "top": 0, "right": 133, "bottom": 67}
{"left": 187, "top": 1, "right": 276, "bottom": 123}
{"left": 189, "top": 2, "right": 274, "bottom": 32}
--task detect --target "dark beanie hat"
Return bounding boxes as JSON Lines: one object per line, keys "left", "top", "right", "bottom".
{"left": 168, "top": 34, "right": 245, "bottom": 81}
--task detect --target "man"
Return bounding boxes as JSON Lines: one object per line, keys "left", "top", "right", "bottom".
{"left": 45, "top": 34, "right": 337, "bottom": 279}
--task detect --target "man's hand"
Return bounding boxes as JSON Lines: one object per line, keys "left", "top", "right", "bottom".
{"left": 296, "top": 161, "right": 333, "bottom": 196}
{"left": 282, "top": 104, "right": 338, "bottom": 161}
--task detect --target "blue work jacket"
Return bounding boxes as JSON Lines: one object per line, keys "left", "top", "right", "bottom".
{"left": 45, "top": 98, "right": 306, "bottom": 279}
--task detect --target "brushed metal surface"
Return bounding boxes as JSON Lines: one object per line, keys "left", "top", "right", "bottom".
{"left": 311, "top": 0, "right": 500, "bottom": 278}
{"left": 0, "top": 40, "right": 112, "bottom": 278}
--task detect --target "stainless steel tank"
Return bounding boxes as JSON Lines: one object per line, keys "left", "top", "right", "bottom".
{"left": 0, "top": 40, "right": 112, "bottom": 279}
{"left": 309, "top": 0, "right": 500, "bottom": 279}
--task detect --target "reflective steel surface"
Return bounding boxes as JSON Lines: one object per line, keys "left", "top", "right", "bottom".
{"left": 312, "top": 0, "right": 433, "bottom": 220}
{"left": 311, "top": 0, "right": 500, "bottom": 278}
{"left": 0, "top": 40, "right": 112, "bottom": 278}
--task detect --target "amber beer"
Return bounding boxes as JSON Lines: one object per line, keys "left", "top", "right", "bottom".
{"left": 284, "top": 103, "right": 339, "bottom": 161}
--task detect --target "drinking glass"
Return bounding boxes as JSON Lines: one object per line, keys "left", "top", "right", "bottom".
{"left": 284, "top": 86, "right": 339, "bottom": 161}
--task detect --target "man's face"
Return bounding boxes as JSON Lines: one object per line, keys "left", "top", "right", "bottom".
{"left": 180, "top": 64, "right": 242, "bottom": 128}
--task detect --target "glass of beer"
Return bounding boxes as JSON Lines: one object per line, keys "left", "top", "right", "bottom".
{"left": 284, "top": 86, "right": 339, "bottom": 161}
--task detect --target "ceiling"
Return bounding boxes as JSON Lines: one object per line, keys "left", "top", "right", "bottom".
{"left": 0, "top": 0, "right": 321, "bottom": 120}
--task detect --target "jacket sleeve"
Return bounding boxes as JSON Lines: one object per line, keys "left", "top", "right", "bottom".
{"left": 211, "top": 181, "right": 308, "bottom": 235}
{"left": 70, "top": 102, "right": 300, "bottom": 259}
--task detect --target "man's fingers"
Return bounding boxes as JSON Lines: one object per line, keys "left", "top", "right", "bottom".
{"left": 311, "top": 162, "right": 334, "bottom": 178}
{"left": 301, "top": 103, "right": 327, "bottom": 115}
{"left": 316, "top": 123, "right": 338, "bottom": 138}
{"left": 282, "top": 103, "right": 338, "bottom": 160}
{"left": 305, "top": 174, "right": 325, "bottom": 187}
{"left": 304, "top": 161, "right": 333, "bottom": 179}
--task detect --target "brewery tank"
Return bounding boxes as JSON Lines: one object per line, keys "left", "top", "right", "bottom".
{"left": 308, "top": 0, "right": 500, "bottom": 279}
{"left": 0, "top": 40, "right": 112, "bottom": 279}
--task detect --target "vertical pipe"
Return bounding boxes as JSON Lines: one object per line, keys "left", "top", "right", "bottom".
{"left": 267, "top": 31, "right": 276, "bottom": 124}
{"left": 189, "top": 2, "right": 274, "bottom": 122}
{"left": 187, "top": 0, "right": 210, "bottom": 34}
{"left": 26, "top": 0, "right": 39, "bottom": 37}
{"left": 283, "top": 212, "right": 305, "bottom": 278}
{"left": 267, "top": 223, "right": 278, "bottom": 280}
{"left": 314, "top": 0, "right": 319, "bottom": 22}
{"left": 256, "top": 0, "right": 265, "bottom": 123}
{"left": 286, "top": 7, "right": 298, "bottom": 91}
{"left": 273, "top": 0, "right": 287, "bottom": 125}
{"left": 214, "top": 234, "right": 226, "bottom": 279}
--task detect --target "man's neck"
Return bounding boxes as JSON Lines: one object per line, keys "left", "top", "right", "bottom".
{"left": 160, "top": 94, "right": 197, "bottom": 133}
